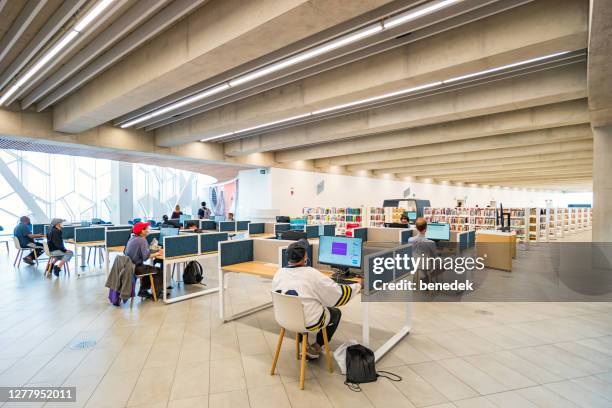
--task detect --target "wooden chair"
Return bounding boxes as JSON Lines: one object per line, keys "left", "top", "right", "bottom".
{"left": 269, "top": 291, "right": 333, "bottom": 390}
{"left": 131, "top": 271, "right": 158, "bottom": 307}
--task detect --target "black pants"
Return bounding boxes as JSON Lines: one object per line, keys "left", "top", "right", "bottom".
{"left": 135, "top": 264, "right": 163, "bottom": 296}
{"left": 26, "top": 248, "right": 43, "bottom": 259}
{"left": 301, "top": 307, "right": 342, "bottom": 346}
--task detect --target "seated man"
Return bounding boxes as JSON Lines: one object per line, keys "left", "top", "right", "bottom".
{"left": 125, "top": 222, "right": 164, "bottom": 298}
{"left": 13, "top": 216, "right": 44, "bottom": 265}
{"left": 47, "top": 218, "right": 74, "bottom": 276}
{"left": 197, "top": 201, "right": 211, "bottom": 220}
{"left": 408, "top": 218, "right": 438, "bottom": 282}
{"left": 227, "top": 212, "right": 235, "bottom": 221}
{"left": 272, "top": 239, "right": 361, "bottom": 359}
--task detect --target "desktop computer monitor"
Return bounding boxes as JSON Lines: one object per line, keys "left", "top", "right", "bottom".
{"left": 426, "top": 222, "right": 450, "bottom": 241}
{"left": 159, "top": 227, "right": 179, "bottom": 246}
{"left": 407, "top": 211, "right": 417, "bottom": 221}
{"left": 318, "top": 236, "right": 362, "bottom": 269}
{"left": 280, "top": 231, "right": 307, "bottom": 241}
{"left": 276, "top": 216, "right": 290, "bottom": 223}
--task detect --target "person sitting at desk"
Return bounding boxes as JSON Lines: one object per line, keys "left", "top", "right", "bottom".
{"left": 13, "top": 216, "right": 44, "bottom": 265}
{"left": 125, "top": 222, "right": 164, "bottom": 299}
{"left": 160, "top": 215, "right": 174, "bottom": 228}
{"left": 47, "top": 218, "right": 74, "bottom": 276}
{"left": 171, "top": 205, "right": 183, "bottom": 219}
{"left": 272, "top": 239, "right": 361, "bottom": 359}
{"left": 227, "top": 212, "right": 235, "bottom": 221}
{"left": 400, "top": 214, "right": 409, "bottom": 224}
{"left": 408, "top": 218, "right": 438, "bottom": 257}
{"left": 198, "top": 201, "right": 211, "bottom": 219}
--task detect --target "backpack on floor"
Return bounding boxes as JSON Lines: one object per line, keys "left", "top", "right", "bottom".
{"left": 345, "top": 344, "right": 402, "bottom": 391}
{"left": 183, "top": 261, "right": 204, "bottom": 284}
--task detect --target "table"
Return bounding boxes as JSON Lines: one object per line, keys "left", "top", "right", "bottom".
{"left": 249, "top": 233, "right": 275, "bottom": 239}
{"left": 66, "top": 239, "right": 106, "bottom": 278}
{"left": 218, "top": 261, "right": 406, "bottom": 362}
{"left": 155, "top": 252, "right": 219, "bottom": 304}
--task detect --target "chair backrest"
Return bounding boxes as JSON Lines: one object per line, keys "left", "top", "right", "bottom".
{"left": 12, "top": 236, "right": 23, "bottom": 250}
{"left": 271, "top": 291, "right": 308, "bottom": 333}
{"left": 42, "top": 241, "right": 51, "bottom": 256}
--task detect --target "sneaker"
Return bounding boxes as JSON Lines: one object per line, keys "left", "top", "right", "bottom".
{"left": 302, "top": 343, "right": 321, "bottom": 360}
{"left": 22, "top": 257, "right": 34, "bottom": 265}
{"left": 53, "top": 265, "right": 61, "bottom": 277}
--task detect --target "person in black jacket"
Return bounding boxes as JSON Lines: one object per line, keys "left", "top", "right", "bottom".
{"left": 170, "top": 205, "right": 183, "bottom": 219}
{"left": 47, "top": 218, "right": 73, "bottom": 276}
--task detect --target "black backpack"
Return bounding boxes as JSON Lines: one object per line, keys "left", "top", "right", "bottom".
{"left": 345, "top": 344, "right": 401, "bottom": 391}
{"left": 182, "top": 261, "right": 204, "bottom": 284}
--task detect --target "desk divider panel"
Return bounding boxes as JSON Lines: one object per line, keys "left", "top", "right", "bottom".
{"left": 62, "top": 225, "right": 76, "bottom": 240}
{"left": 322, "top": 224, "right": 336, "bottom": 236}
{"left": 353, "top": 227, "right": 368, "bottom": 242}
{"left": 363, "top": 247, "right": 396, "bottom": 296}
{"left": 248, "top": 223, "right": 265, "bottom": 234}
{"left": 274, "top": 223, "right": 290, "bottom": 234}
{"left": 254, "top": 238, "right": 292, "bottom": 264}
{"left": 74, "top": 227, "right": 104, "bottom": 242}
{"left": 106, "top": 229, "right": 131, "bottom": 247}
{"left": 220, "top": 239, "right": 254, "bottom": 267}
{"left": 146, "top": 231, "right": 160, "bottom": 245}
{"left": 467, "top": 230, "right": 476, "bottom": 247}
{"left": 184, "top": 220, "right": 200, "bottom": 229}
{"left": 367, "top": 227, "right": 406, "bottom": 243}
{"left": 106, "top": 225, "right": 132, "bottom": 231}
{"left": 305, "top": 225, "right": 320, "bottom": 239}
{"left": 200, "top": 220, "right": 217, "bottom": 230}
{"left": 236, "top": 220, "right": 250, "bottom": 231}
{"left": 164, "top": 234, "right": 199, "bottom": 258}
{"left": 200, "top": 232, "right": 228, "bottom": 253}
{"left": 459, "top": 232, "right": 468, "bottom": 251}
{"left": 264, "top": 222, "right": 276, "bottom": 234}
{"left": 400, "top": 229, "right": 412, "bottom": 244}
{"left": 218, "top": 221, "right": 237, "bottom": 232}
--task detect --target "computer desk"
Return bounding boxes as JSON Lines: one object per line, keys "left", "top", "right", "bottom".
{"left": 249, "top": 233, "right": 275, "bottom": 239}
{"left": 154, "top": 251, "right": 219, "bottom": 304}
{"left": 65, "top": 238, "right": 105, "bottom": 278}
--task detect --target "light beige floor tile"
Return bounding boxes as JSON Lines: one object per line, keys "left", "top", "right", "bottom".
{"left": 209, "top": 357, "right": 246, "bottom": 394}
{"left": 70, "top": 348, "right": 119, "bottom": 379}
{"left": 406, "top": 335, "right": 455, "bottom": 360}
{"left": 169, "top": 361, "right": 210, "bottom": 401}
{"left": 437, "top": 358, "right": 507, "bottom": 395}
{"left": 30, "top": 350, "right": 89, "bottom": 385}
{"left": 485, "top": 390, "right": 539, "bottom": 407}
{"left": 453, "top": 396, "right": 498, "bottom": 408}
{"left": 488, "top": 351, "right": 561, "bottom": 384}
{"left": 44, "top": 375, "right": 102, "bottom": 408}
{"left": 570, "top": 376, "right": 612, "bottom": 400}
{"left": 410, "top": 361, "right": 478, "bottom": 401}
{"left": 516, "top": 385, "right": 581, "bottom": 408}
{"left": 510, "top": 347, "right": 593, "bottom": 379}
{"left": 107, "top": 343, "right": 153, "bottom": 374}
{"left": 241, "top": 353, "right": 281, "bottom": 388}
{"left": 545, "top": 380, "right": 612, "bottom": 408}
{"left": 85, "top": 369, "right": 140, "bottom": 408}
{"left": 359, "top": 374, "right": 417, "bottom": 408}
{"left": 0, "top": 353, "right": 55, "bottom": 387}
{"left": 247, "top": 383, "right": 291, "bottom": 408}
{"left": 208, "top": 389, "right": 250, "bottom": 408}
{"left": 554, "top": 341, "right": 612, "bottom": 369}
{"left": 127, "top": 365, "right": 176, "bottom": 406}
{"left": 388, "top": 365, "right": 448, "bottom": 407}
{"left": 316, "top": 373, "right": 375, "bottom": 408}
{"left": 167, "top": 396, "right": 208, "bottom": 408}
{"left": 283, "top": 379, "right": 333, "bottom": 408}
{"left": 463, "top": 354, "right": 536, "bottom": 390}
{"left": 144, "top": 340, "right": 182, "bottom": 369}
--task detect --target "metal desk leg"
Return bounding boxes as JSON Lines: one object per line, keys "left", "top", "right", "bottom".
{"left": 75, "top": 243, "right": 79, "bottom": 277}
{"left": 80, "top": 246, "right": 86, "bottom": 267}
{"left": 362, "top": 301, "right": 370, "bottom": 347}
{"left": 163, "top": 261, "right": 168, "bottom": 303}
{"left": 105, "top": 248, "right": 110, "bottom": 275}
{"left": 372, "top": 301, "right": 412, "bottom": 363}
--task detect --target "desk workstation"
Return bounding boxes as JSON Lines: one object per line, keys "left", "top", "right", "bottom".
{"left": 66, "top": 226, "right": 106, "bottom": 277}
{"left": 103, "top": 228, "right": 161, "bottom": 273}
{"left": 353, "top": 226, "right": 413, "bottom": 249}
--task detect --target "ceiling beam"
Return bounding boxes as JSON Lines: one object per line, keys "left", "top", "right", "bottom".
{"left": 435, "top": 172, "right": 592, "bottom": 184}
{"left": 314, "top": 124, "right": 592, "bottom": 167}
{"left": 414, "top": 166, "right": 593, "bottom": 181}
{"left": 0, "top": 0, "right": 48, "bottom": 68}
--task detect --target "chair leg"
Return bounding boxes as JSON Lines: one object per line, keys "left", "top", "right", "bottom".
{"left": 14, "top": 249, "right": 20, "bottom": 266}
{"left": 17, "top": 250, "right": 22, "bottom": 267}
{"left": 296, "top": 333, "right": 300, "bottom": 360}
{"left": 149, "top": 275, "right": 157, "bottom": 302}
{"left": 270, "top": 327, "right": 285, "bottom": 375}
{"left": 87, "top": 248, "right": 92, "bottom": 264}
{"left": 300, "top": 332, "right": 308, "bottom": 390}
{"left": 322, "top": 327, "right": 334, "bottom": 373}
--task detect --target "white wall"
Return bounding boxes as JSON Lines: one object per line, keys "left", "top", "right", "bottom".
{"left": 238, "top": 167, "right": 587, "bottom": 216}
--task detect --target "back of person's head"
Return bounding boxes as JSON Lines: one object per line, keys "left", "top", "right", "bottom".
{"left": 19, "top": 215, "right": 29, "bottom": 224}
{"left": 287, "top": 239, "right": 309, "bottom": 264}
{"left": 201, "top": 201, "right": 206, "bottom": 207}
{"left": 415, "top": 217, "right": 428, "bottom": 233}
{"left": 162, "top": 215, "right": 169, "bottom": 221}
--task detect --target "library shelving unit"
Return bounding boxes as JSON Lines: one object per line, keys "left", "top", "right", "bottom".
{"left": 302, "top": 207, "right": 364, "bottom": 236}
{"left": 423, "top": 207, "right": 497, "bottom": 232}
{"left": 367, "top": 207, "right": 385, "bottom": 227}
{"left": 548, "top": 208, "right": 559, "bottom": 240}
{"left": 385, "top": 207, "right": 406, "bottom": 223}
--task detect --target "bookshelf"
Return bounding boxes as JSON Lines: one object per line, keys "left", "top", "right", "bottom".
{"left": 367, "top": 207, "right": 385, "bottom": 227}
{"left": 302, "top": 206, "right": 370, "bottom": 236}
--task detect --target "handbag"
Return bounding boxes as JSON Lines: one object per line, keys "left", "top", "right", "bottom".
{"left": 345, "top": 344, "right": 402, "bottom": 391}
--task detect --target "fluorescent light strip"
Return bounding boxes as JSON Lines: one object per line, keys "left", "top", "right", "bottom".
{"left": 200, "top": 51, "right": 571, "bottom": 143}
{"left": 0, "top": 0, "right": 116, "bottom": 106}
{"left": 121, "top": 0, "right": 461, "bottom": 127}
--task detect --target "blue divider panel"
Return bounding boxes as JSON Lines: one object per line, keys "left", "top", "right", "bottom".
{"left": 353, "top": 227, "right": 368, "bottom": 242}
{"left": 164, "top": 235, "right": 199, "bottom": 258}
{"left": 274, "top": 223, "right": 290, "bottom": 234}
{"left": 248, "top": 223, "right": 265, "bottom": 234}
{"left": 236, "top": 221, "right": 250, "bottom": 231}
{"left": 106, "top": 225, "right": 131, "bottom": 231}
{"left": 393, "top": 244, "right": 413, "bottom": 280}
{"left": 219, "top": 221, "right": 236, "bottom": 232}
{"left": 323, "top": 224, "right": 336, "bottom": 236}
{"left": 106, "top": 229, "right": 132, "bottom": 247}
{"left": 220, "top": 240, "right": 253, "bottom": 266}
{"left": 364, "top": 248, "right": 395, "bottom": 296}
{"left": 281, "top": 245, "right": 313, "bottom": 267}
{"left": 459, "top": 232, "right": 468, "bottom": 251}
{"left": 200, "top": 220, "right": 216, "bottom": 230}
{"left": 184, "top": 220, "right": 200, "bottom": 229}
{"left": 201, "top": 232, "right": 228, "bottom": 253}
{"left": 400, "top": 229, "right": 412, "bottom": 244}
{"left": 468, "top": 230, "right": 476, "bottom": 247}
{"left": 146, "top": 231, "right": 160, "bottom": 245}
{"left": 32, "top": 224, "right": 46, "bottom": 235}
{"left": 75, "top": 227, "right": 105, "bottom": 243}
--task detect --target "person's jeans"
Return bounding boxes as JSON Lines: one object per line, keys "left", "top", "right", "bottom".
{"left": 50, "top": 249, "right": 73, "bottom": 262}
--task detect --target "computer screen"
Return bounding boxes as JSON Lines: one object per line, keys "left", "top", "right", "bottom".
{"left": 159, "top": 227, "right": 179, "bottom": 245}
{"left": 407, "top": 211, "right": 417, "bottom": 221}
{"left": 318, "top": 236, "right": 362, "bottom": 269}
{"left": 426, "top": 222, "right": 450, "bottom": 241}
{"left": 276, "top": 216, "right": 290, "bottom": 223}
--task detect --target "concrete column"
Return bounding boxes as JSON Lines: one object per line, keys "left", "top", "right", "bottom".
{"left": 592, "top": 125, "right": 612, "bottom": 242}
{"left": 110, "top": 161, "right": 134, "bottom": 225}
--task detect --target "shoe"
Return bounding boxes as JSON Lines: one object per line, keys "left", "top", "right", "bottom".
{"left": 53, "top": 265, "right": 61, "bottom": 277}
{"left": 137, "top": 290, "right": 150, "bottom": 298}
{"left": 302, "top": 343, "right": 321, "bottom": 360}
{"left": 22, "top": 257, "right": 34, "bottom": 265}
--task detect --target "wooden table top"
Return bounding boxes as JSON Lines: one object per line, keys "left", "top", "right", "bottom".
{"left": 223, "top": 261, "right": 360, "bottom": 283}
{"left": 66, "top": 239, "right": 105, "bottom": 246}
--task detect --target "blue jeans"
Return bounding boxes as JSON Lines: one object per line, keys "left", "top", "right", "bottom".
{"left": 50, "top": 249, "right": 73, "bottom": 262}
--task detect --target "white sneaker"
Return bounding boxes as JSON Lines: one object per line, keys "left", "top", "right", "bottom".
{"left": 304, "top": 343, "right": 321, "bottom": 360}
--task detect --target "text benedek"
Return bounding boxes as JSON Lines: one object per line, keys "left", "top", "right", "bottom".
{"left": 372, "top": 279, "right": 474, "bottom": 291}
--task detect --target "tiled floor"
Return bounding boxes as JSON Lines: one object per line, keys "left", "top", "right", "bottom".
{"left": 1, "top": 230, "right": 611, "bottom": 408}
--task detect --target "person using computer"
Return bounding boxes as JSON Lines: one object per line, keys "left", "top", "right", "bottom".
{"left": 170, "top": 205, "right": 183, "bottom": 219}
{"left": 408, "top": 218, "right": 438, "bottom": 257}
{"left": 400, "top": 214, "right": 409, "bottom": 224}
{"left": 272, "top": 239, "right": 361, "bottom": 359}
{"left": 227, "top": 212, "right": 235, "bottom": 221}
{"left": 125, "top": 222, "right": 164, "bottom": 299}
{"left": 47, "top": 218, "right": 74, "bottom": 276}
{"left": 197, "top": 202, "right": 211, "bottom": 219}
{"left": 13, "top": 216, "right": 44, "bottom": 265}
